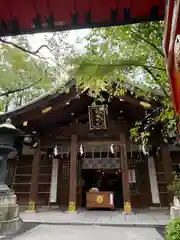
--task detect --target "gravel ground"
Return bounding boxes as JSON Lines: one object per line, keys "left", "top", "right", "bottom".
{"left": 1, "top": 223, "right": 39, "bottom": 240}
{"left": 0, "top": 223, "right": 165, "bottom": 240}
{"left": 0, "top": 225, "right": 165, "bottom": 240}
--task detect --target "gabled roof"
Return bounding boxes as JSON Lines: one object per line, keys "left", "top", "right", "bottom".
{"left": 0, "top": 79, "right": 162, "bottom": 136}
{"left": 0, "top": 80, "right": 77, "bottom": 120}
{"left": 0, "top": 0, "right": 165, "bottom": 37}
{"left": 0, "top": 85, "right": 79, "bottom": 124}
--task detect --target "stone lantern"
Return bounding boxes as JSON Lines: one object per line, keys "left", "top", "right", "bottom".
{"left": 0, "top": 119, "right": 23, "bottom": 233}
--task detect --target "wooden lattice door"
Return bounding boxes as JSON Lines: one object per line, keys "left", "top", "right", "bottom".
{"left": 58, "top": 158, "right": 70, "bottom": 206}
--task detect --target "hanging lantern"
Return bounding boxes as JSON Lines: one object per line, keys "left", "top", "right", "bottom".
{"left": 54, "top": 146, "right": 58, "bottom": 156}
{"left": 142, "top": 142, "right": 149, "bottom": 156}
{"left": 110, "top": 144, "right": 115, "bottom": 154}
{"left": 88, "top": 105, "right": 107, "bottom": 130}
{"left": 80, "top": 144, "right": 84, "bottom": 156}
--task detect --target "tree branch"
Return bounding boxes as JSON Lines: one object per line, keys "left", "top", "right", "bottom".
{"left": 131, "top": 29, "right": 164, "bottom": 57}
{"left": 0, "top": 77, "right": 43, "bottom": 97}
{"left": 102, "top": 63, "right": 166, "bottom": 72}
{"left": 81, "top": 61, "right": 166, "bottom": 72}
{"left": 143, "top": 66, "right": 169, "bottom": 97}
{"left": 80, "top": 60, "right": 168, "bottom": 97}
{"left": 0, "top": 38, "right": 52, "bottom": 57}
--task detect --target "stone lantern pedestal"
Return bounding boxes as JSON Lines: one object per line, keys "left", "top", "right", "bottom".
{"left": 170, "top": 196, "right": 180, "bottom": 219}
{"left": 0, "top": 119, "right": 23, "bottom": 234}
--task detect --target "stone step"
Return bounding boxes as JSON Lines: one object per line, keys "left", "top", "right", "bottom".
{"left": 0, "top": 217, "right": 23, "bottom": 234}
{"left": 0, "top": 194, "right": 22, "bottom": 235}
{"left": 0, "top": 204, "right": 19, "bottom": 221}
{"left": 0, "top": 194, "right": 16, "bottom": 206}
{"left": 170, "top": 206, "right": 180, "bottom": 219}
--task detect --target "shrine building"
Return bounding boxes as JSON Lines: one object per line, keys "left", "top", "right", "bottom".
{"left": 1, "top": 83, "right": 179, "bottom": 212}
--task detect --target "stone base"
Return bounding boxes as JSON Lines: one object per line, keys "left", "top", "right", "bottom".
{"left": 0, "top": 193, "right": 22, "bottom": 234}
{"left": 0, "top": 185, "right": 14, "bottom": 197}
{"left": 0, "top": 204, "right": 19, "bottom": 221}
{"left": 0, "top": 217, "right": 22, "bottom": 234}
{"left": 170, "top": 206, "right": 180, "bottom": 219}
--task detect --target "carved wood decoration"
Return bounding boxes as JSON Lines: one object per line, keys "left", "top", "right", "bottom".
{"left": 88, "top": 105, "right": 108, "bottom": 130}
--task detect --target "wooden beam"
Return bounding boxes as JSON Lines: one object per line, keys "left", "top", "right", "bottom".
{"left": 118, "top": 95, "right": 142, "bottom": 107}
{"left": 12, "top": 88, "right": 78, "bottom": 125}
{"left": 68, "top": 134, "right": 78, "bottom": 212}
{"left": 120, "top": 133, "right": 131, "bottom": 213}
{"left": 41, "top": 120, "right": 127, "bottom": 140}
{"left": 41, "top": 139, "right": 127, "bottom": 148}
{"left": 27, "top": 142, "right": 41, "bottom": 212}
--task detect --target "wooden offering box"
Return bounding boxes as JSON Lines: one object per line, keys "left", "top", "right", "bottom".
{"left": 86, "top": 191, "right": 114, "bottom": 209}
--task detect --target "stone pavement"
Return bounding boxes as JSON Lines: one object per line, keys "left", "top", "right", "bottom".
{"left": 6, "top": 225, "right": 164, "bottom": 240}
{"left": 20, "top": 208, "right": 170, "bottom": 227}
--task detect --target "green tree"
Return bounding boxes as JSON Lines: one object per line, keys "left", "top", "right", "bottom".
{"left": 66, "top": 21, "right": 177, "bottom": 145}
{"left": 0, "top": 31, "right": 77, "bottom": 112}
{"left": 0, "top": 36, "right": 54, "bottom": 111}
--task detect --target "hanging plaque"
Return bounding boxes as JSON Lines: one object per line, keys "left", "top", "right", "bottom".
{"left": 88, "top": 105, "right": 107, "bottom": 130}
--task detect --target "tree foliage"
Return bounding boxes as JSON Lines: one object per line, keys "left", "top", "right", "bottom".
{"left": 165, "top": 217, "right": 180, "bottom": 240}
{"left": 0, "top": 32, "right": 74, "bottom": 112}
{"left": 66, "top": 21, "right": 177, "bottom": 146}
{"left": 0, "top": 42, "right": 49, "bottom": 111}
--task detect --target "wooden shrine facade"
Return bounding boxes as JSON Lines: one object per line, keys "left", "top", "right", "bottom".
{"left": 1, "top": 86, "right": 177, "bottom": 211}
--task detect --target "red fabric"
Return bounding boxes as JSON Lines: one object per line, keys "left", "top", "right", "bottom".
{"left": 7, "top": 0, "right": 36, "bottom": 29}
{"left": 116, "top": 0, "right": 131, "bottom": 22}
{"left": 47, "top": 0, "right": 75, "bottom": 25}
{"left": 178, "top": 120, "right": 180, "bottom": 141}
{"left": 0, "top": 0, "right": 165, "bottom": 35}
{"left": 166, "top": 1, "right": 180, "bottom": 115}
{"left": 158, "top": 0, "right": 166, "bottom": 16}
{"left": 75, "top": 0, "right": 90, "bottom": 24}
{"left": 131, "top": 0, "right": 151, "bottom": 18}
{"left": 33, "top": 0, "right": 50, "bottom": 25}
{"left": 171, "top": 68, "right": 180, "bottom": 114}
{"left": 131, "top": 0, "right": 164, "bottom": 19}
{"left": 164, "top": 0, "right": 174, "bottom": 57}
{"left": 0, "top": 1, "right": 11, "bottom": 22}
{"left": 90, "top": 0, "right": 117, "bottom": 23}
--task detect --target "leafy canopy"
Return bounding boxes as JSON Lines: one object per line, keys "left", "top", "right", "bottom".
{"left": 66, "top": 21, "right": 177, "bottom": 145}
{"left": 0, "top": 36, "right": 56, "bottom": 111}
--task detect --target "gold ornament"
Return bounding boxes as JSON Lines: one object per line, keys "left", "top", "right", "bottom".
{"left": 124, "top": 201, "right": 132, "bottom": 213}
{"left": 68, "top": 201, "right": 76, "bottom": 212}
{"left": 26, "top": 201, "right": 36, "bottom": 212}
{"left": 96, "top": 195, "right": 104, "bottom": 204}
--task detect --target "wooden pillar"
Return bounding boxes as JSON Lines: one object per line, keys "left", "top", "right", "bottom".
{"left": 160, "top": 143, "right": 173, "bottom": 204}
{"left": 120, "top": 133, "right": 131, "bottom": 213}
{"left": 68, "top": 134, "right": 78, "bottom": 212}
{"left": 27, "top": 143, "right": 41, "bottom": 212}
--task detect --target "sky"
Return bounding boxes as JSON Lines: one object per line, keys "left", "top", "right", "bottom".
{"left": 6, "top": 29, "right": 90, "bottom": 112}
{"left": 26, "top": 28, "right": 90, "bottom": 58}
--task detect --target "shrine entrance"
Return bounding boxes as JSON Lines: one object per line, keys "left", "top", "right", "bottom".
{"left": 80, "top": 143, "right": 124, "bottom": 209}
{"left": 57, "top": 158, "right": 70, "bottom": 207}
{"left": 81, "top": 169, "right": 123, "bottom": 209}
